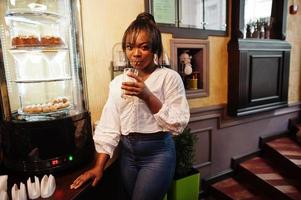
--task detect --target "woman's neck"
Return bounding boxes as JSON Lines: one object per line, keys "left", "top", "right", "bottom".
{"left": 138, "top": 64, "right": 157, "bottom": 81}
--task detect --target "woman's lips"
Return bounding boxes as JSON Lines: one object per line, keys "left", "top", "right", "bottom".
{"left": 130, "top": 61, "right": 142, "bottom": 66}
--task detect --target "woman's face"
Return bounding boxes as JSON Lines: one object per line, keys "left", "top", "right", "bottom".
{"left": 125, "top": 30, "right": 155, "bottom": 71}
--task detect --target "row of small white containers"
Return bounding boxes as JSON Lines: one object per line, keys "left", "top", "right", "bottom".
{"left": 0, "top": 174, "right": 56, "bottom": 200}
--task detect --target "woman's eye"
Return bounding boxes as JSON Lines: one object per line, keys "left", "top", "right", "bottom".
{"left": 126, "top": 45, "right": 132, "bottom": 50}
{"left": 141, "top": 46, "right": 150, "bottom": 50}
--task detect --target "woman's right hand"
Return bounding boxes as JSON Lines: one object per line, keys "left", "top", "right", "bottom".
{"left": 70, "top": 166, "right": 103, "bottom": 189}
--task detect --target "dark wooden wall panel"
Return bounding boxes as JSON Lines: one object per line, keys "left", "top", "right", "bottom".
{"left": 228, "top": 40, "right": 291, "bottom": 116}
{"left": 250, "top": 55, "right": 281, "bottom": 101}
{"left": 192, "top": 128, "right": 212, "bottom": 168}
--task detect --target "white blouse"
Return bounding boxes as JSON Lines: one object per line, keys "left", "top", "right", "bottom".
{"left": 93, "top": 67, "right": 190, "bottom": 158}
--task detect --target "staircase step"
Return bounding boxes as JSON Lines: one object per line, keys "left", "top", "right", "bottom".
{"left": 239, "top": 156, "right": 301, "bottom": 200}
{"left": 210, "top": 177, "right": 267, "bottom": 200}
{"left": 263, "top": 137, "right": 301, "bottom": 179}
{"left": 266, "top": 137, "right": 301, "bottom": 166}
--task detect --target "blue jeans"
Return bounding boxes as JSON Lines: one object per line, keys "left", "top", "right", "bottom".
{"left": 120, "top": 133, "right": 176, "bottom": 200}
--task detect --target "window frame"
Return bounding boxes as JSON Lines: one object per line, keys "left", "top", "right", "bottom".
{"left": 144, "top": 0, "right": 229, "bottom": 39}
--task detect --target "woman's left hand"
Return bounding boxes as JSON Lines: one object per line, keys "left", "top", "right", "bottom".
{"left": 121, "top": 72, "right": 151, "bottom": 101}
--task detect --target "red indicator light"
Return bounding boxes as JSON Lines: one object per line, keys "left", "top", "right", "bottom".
{"left": 51, "top": 159, "right": 59, "bottom": 166}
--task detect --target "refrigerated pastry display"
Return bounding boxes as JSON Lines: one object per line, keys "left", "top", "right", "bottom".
{"left": 0, "top": 0, "right": 95, "bottom": 175}
{"left": 3, "top": 1, "right": 71, "bottom": 119}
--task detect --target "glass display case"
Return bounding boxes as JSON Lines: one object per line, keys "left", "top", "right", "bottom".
{"left": 0, "top": 0, "right": 94, "bottom": 174}
{"left": 1, "top": 0, "right": 79, "bottom": 120}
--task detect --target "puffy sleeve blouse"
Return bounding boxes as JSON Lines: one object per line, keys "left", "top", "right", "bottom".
{"left": 93, "top": 67, "right": 190, "bottom": 158}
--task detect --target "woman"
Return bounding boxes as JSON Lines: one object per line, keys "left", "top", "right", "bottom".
{"left": 71, "top": 12, "right": 190, "bottom": 200}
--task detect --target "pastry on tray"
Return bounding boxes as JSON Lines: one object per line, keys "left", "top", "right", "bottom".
{"left": 12, "top": 35, "right": 39, "bottom": 47}
{"left": 22, "top": 97, "right": 70, "bottom": 114}
{"left": 12, "top": 35, "right": 64, "bottom": 47}
{"left": 41, "top": 36, "right": 64, "bottom": 46}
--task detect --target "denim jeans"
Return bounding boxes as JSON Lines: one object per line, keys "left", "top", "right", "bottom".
{"left": 120, "top": 133, "right": 176, "bottom": 200}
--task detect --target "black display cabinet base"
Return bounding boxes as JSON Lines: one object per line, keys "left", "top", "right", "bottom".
{"left": 1, "top": 111, "right": 95, "bottom": 175}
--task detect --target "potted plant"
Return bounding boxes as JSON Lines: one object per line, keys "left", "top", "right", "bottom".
{"left": 168, "top": 128, "right": 200, "bottom": 200}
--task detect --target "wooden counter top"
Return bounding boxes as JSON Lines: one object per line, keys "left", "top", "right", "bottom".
{"left": 1, "top": 157, "right": 124, "bottom": 200}
{"left": 3, "top": 162, "right": 93, "bottom": 200}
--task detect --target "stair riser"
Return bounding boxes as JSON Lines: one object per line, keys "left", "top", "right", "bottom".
{"left": 208, "top": 187, "right": 234, "bottom": 200}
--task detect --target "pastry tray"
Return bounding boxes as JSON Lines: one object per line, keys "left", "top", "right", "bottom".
{"left": 18, "top": 106, "right": 71, "bottom": 116}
